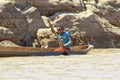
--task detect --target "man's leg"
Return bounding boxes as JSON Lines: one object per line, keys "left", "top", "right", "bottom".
{"left": 63, "top": 47, "right": 70, "bottom": 55}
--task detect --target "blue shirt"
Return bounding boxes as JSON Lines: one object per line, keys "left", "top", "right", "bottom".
{"left": 56, "top": 32, "right": 71, "bottom": 48}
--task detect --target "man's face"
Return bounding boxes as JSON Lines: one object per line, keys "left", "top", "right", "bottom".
{"left": 57, "top": 28, "right": 63, "bottom": 34}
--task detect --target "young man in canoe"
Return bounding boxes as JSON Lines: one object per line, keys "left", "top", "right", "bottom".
{"left": 47, "top": 19, "right": 72, "bottom": 55}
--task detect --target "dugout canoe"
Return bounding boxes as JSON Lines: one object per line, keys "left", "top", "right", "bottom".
{"left": 0, "top": 45, "right": 94, "bottom": 57}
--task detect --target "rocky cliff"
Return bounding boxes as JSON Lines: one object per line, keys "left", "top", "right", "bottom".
{"left": 0, "top": 0, "right": 120, "bottom": 48}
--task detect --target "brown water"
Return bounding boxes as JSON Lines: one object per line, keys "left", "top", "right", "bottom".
{"left": 0, "top": 49, "right": 120, "bottom": 80}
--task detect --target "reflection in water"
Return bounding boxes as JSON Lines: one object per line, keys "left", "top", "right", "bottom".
{"left": 0, "top": 49, "right": 120, "bottom": 80}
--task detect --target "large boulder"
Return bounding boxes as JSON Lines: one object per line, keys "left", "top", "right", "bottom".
{"left": 12, "top": 0, "right": 86, "bottom": 16}
{"left": 99, "top": 0, "right": 120, "bottom": 7}
{"left": 0, "top": 2, "right": 28, "bottom": 43}
{"left": 0, "top": 26, "right": 20, "bottom": 44}
{"left": 49, "top": 10, "right": 120, "bottom": 48}
{"left": 0, "top": 0, "right": 47, "bottom": 46}
{"left": 21, "top": 6, "right": 46, "bottom": 46}
{"left": 98, "top": 5, "right": 120, "bottom": 27}
{"left": 36, "top": 28, "right": 59, "bottom": 48}
{"left": 0, "top": 40, "right": 20, "bottom": 47}
{"left": 86, "top": 0, "right": 120, "bottom": 28}
{"left": 36, "top": 10, "right": 120, "bottom": 48}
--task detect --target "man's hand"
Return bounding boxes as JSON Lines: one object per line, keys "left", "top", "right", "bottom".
{"left": 47, "top": 19, "right": 56, "bottom": 33}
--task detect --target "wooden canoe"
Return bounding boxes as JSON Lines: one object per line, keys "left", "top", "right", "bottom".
{"left": 0, "top": 45, "right": 94, "bottom": 57}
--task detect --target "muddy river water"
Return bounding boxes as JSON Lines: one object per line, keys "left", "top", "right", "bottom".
{"left": 0, "top": 49, "right": 120, "bottom": 80}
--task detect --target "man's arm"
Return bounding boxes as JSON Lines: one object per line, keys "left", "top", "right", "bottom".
{"left": 64, "top": 37, "right": 72, "bottom": 46}
{"left": 47, "top": 19, "right": 56, "bottom": 33}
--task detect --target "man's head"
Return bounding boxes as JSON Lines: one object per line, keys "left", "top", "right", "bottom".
{"left": 57, "top": 26, "right": 64, "bottom": 34}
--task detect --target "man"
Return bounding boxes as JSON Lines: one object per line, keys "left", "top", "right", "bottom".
{"left": 47, "top": 19, "right": 72, "bottom": 55}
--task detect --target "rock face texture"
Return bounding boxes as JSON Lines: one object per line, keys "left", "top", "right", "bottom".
{"left": 0, "top": 0, "right": 120, "bottom": 48}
